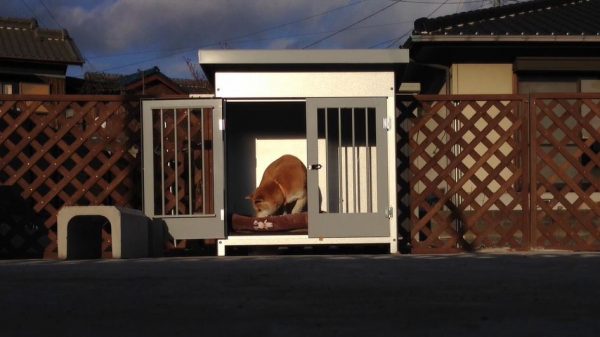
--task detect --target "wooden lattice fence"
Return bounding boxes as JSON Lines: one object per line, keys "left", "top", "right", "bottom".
{"left": 531, "top": 94, "right": 600, "bottom": 250}
{"left": 0, "top": 95, "right": 143, "bottom": 257}
{"left": 1, "top": 94, "right": 598, "bottom": 257}
{"left": 406, "top": 94, "right": 599, "bottom": 252}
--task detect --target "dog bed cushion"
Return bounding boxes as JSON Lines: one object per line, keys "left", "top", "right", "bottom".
{"left": 232, "top": 213, "right": 308, "bottom": 233}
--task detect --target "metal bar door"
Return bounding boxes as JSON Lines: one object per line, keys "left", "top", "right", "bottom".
{"left": 142, "top": 99, "right": 224, "bottom": 239}
{"left": 306, "top": 98, "right": 389, "bottom": 237}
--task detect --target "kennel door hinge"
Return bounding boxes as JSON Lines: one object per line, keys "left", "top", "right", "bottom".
{"left": 219, "top": 119, "right": 225, "bottom": 131}
{"left": 385, "top": 207, "right": 394, "bottom": 219}
{"left": 383, "top": 117, "right": 392, "bottom": 131}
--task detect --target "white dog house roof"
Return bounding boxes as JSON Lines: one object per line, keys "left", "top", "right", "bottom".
{"left": 198, "top": 49, "right": 409, "bottom": 81}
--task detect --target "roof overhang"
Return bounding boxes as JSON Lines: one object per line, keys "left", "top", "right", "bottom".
{"left": 514, "top": 57, "right": 600, "bottom": 72}
{"left": 198, "top": 49, "right": 409, "bottom": 83}
{"left": 410, "top": 34, "right": 600, "bottom": 43}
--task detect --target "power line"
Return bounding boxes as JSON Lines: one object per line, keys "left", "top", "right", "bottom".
{"left": 37, "top": 0, "right": 62, "bottom": 29}
{"left": 34, "top": 0, "right": 101, "bottom": 73}
{"left": 97, "top": 0, "right": 492, "bottom": 72}
{"left": 19, "top": 0, "right": 36, "bottom": 18}
{"left": 31, "top": 0, "right": 101, "bottom": 71}
{"left": 98, "top": 0, "right": 370, "bottom": 72}
{"left": 371, "top": 0, "right": 453, "bottom": 49}
{"left": 91, "top": 0, "right": 487, "bottom": 61}
{"left": 302, "top": 0, "right": 404, "bottom": 49}
{"left": 89, "top": 20, "right": 414, "bottom": 60}
{"left": 368, "top": 29, "right": 411, "bottom": 48}
{"left": 398, "top": 0, "right": 482, "bottom": 3}
{"left": 222, "top": 0, "right": 370, "bottom": 46}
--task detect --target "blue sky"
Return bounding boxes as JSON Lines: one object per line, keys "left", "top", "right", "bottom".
{"left": 2, "top": 0, "right": 509, "bottom": 79}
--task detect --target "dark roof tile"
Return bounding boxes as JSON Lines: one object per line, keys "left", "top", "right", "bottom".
{"left": 413, "top": 0, "right": 600, "bottom": 36}
{"left": 0, "top": 17, "right": 84, "bottom": 64}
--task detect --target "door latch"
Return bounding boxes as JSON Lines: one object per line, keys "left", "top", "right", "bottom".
{"left": 385, "top": 207, "right": 394, "bottom": 219}
{"left": 383, "top": 117, "right": 391, "bottom": 131}
{"left": 308, "top": 164, "right": 322, "bottom": 170}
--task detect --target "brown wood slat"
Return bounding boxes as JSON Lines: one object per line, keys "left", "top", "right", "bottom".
{"left": 0, "top": 101, "right": 70, "bottom": 170}
{"left": 6, "top": 101, "right": 98, "bottom": 185}
{"left": 2, "top": 94, "right": 598, "bottom": 257}
{"left": 29, "top": 103, "right": 125, "bottom": 210}
{"left": 415, "top": 106, "right": 519, "bottom": 214}
{"left": 531, "top": 95, "right": 600, "bottom": 250}
{"left": 409, "top": 97, "right": 528, "bottom": 252}
{"left": 0, "top": 95, "right": 142, "bottom": 258}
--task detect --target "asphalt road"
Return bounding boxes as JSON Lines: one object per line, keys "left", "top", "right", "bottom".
{"left": 1, "top": 252, "right": 599, "bottom": 337}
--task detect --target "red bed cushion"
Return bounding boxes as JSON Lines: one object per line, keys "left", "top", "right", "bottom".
{"left": 231, "top": 213, "right": 308, "bottom": 233}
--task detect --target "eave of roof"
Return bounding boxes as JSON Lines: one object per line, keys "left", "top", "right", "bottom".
{"left": 198, "top": 49, "right": 409, "bottom": 84}
{"left": 411, "top": 34, "right": 600, "bottom": 43}
{"left": 409, "top": 0, "right": 600, "bottom": 43}
{"left": 199, "top": 49, "right": 409, "bottom": 66}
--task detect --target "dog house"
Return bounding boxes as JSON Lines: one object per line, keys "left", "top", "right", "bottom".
{"left": 141, "top": 49, "right": 408, "bottom": 255}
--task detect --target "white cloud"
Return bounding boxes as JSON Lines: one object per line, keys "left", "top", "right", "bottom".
{"left": 4, "top": 0, "right": 504, "bottom": 77}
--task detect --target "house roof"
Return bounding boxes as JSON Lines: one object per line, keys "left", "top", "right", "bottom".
{"left": 172, "top": 78, "right": 212, "bottom": 95}
{"left": 118, "top": 66, "right": 163, "bottom": 87}
{"left": 411, "top": 0, "right": 600, "bottom": 42}
{"left": 403, "top": 0, "right": 600, "bottom": 94}
{"left": 75, "top": 67, "right": 210, "bottom": 95}
{"left": 0, "top": 17, "right": 84, "bottom": 65}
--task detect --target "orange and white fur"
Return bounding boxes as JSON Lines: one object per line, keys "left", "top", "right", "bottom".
{"left": 247, "top": 154, "right": 307, "bottom": 217}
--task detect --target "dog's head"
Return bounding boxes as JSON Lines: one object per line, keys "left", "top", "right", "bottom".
{"left": 246, "top": 183, "right": 282, "bottom": 217}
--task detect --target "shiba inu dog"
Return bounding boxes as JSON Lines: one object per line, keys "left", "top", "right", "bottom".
{"left": 247, "top": 155, "right": 307, "bottom": 217}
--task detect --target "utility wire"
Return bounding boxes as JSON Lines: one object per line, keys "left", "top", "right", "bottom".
{"left": 35, "top": 0, "right": 99, "bottom": 73}
{"left": 98, "top": 0, "right": 489, "bottom": 72}
{"left": 91, "top": 0, "right": 486, "bottom": 61}
{"left": 399, "top": 0, "right": 482, "bottom": 3}
{"left": 368, "top": 29, "right": 411, "bottom": 48}
{"left": 302, "top": 0, "right": 404, "bottom": 49}
{"left": 373, "top": 0, "right": 452, "bottom": 49}
{"left": 98, "top": 0, "right": 369, "bottom": 71}
{"left": 89, "top": 20, "right": 413, "bottom": 60}
{"left": 221, "top": 0, "right": 370, "bottom": 46}
{"left": 37, "top": 0, "right": 63, "bottom": 29}
{"left": 19, "top": 0, "right": 36, "bottom": 18}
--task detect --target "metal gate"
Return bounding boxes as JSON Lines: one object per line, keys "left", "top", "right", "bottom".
{"left": 307, "top": 98, "right": 390, "bottom": 238}
{"left": 142, "top": 99, "right": 224, "bottom": 239}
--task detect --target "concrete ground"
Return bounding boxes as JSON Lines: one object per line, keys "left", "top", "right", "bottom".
{"left": 1, "top": 252, "right": 599, "bottom": 337}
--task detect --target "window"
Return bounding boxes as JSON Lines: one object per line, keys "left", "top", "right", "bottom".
{"left": 20, "top": 82, "right": 50, "bottom": 95}
{"left": 518, "top": 75, "right": 582, "bottom": 94}
{"left": 1, "top": 83, "right": 15, "bottom": 94}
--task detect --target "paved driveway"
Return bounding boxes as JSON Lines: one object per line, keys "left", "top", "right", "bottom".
{"left": 1, "top": 252, "right": 599, "bottom": 337}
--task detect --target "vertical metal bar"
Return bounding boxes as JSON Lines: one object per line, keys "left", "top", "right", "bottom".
{"left": 345, "top": 146, "right": 349, "bottom": 213}
{"left": 201, "top": 108, "right": 206, "bottom": 214}
{"left": 324, "top": 108, "right": 329, "bottom": 213}
{"left": 160, "top": 109, "right": 165, "bottom": 216}
{"left": 352, "top": 108, "right": 357, "bottom": 213}
{"left": 187, "top": 108, "right": 192, "bottom": 215}
{"left": 366, "top": 108, "right": 372, "bottom": 213}
{"left": 174, "top": 109, "right": 179, "bottom": 215}
{"left": 338, "top": 108, "right": 343, "bottom": 213}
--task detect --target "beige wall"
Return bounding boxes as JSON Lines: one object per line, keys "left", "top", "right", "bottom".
{"left": 416, "top": 64, "right": 517, "bottom": 212}
{"left": 451, "top": 64, "right": 513, "bottom": 94}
